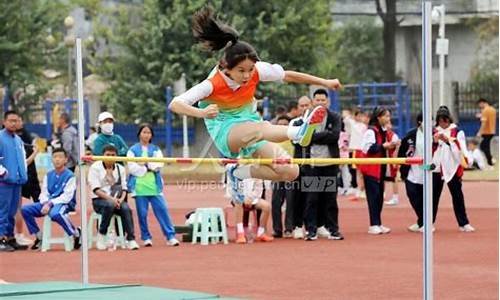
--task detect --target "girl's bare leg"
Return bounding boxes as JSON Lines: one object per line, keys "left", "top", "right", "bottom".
{"left": 227, "top": 121, "right": 289, "bottom": 153}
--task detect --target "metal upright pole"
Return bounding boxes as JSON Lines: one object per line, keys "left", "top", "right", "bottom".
{"left": 75, "top": 38, "right": 89, "bottom": 285}
{"left": 422, "top": 2, "right": 434, "bottom": 300}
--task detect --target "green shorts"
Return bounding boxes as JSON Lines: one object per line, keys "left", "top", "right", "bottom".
{"left": 199, "top": 101, "right": 267, "bottom": 158}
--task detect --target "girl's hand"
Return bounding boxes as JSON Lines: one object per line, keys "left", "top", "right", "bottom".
{"left": 323, "top": 79, "right": 342, "bottom": 91}
{"left": 201, "top": 104, "right": 219, "bottom": 119}
{"left": 383, "top": 142, "right": 395, "bottom": 149}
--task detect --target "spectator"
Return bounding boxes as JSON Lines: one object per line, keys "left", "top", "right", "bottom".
{"left": 359, "top": 107, "right": 398, "bottom": 235}
{"left": 286, "top": 100, "right": 300, "bottom": 119}
{"left": 476, "top": 98, "right": 497, "bottom": 167}
{"left": 230, "top": 175, "right": 273, "bottom": 244}
{"left": 127, "top": 124, "right": 179, "bottom": 247}
{"left": 466, "top": 139, "right": 487, "bottom": 170}
{"left": 383, "top": 120, "right": 401, "bottom": 206}
{"left": 88, "top": 144, "right": 139, "bottom": 250}
{"left": 0, "top": 110, "right": 28, "bottom": 252}
{"left": 343, "top": 108, "right": 368, "bottom": 198}
{"left": 85, "top": 126, "right": 99, "bottom": 152}
{"left": 270, "top": 105, "right": 287, "bottom": 125}
{"left": 58, "top": 113, "right": 79, "bottom": 172}
{"left": 337, "top": 122, "right": 351, "bottom": 195}
{"left": 432, "top": 106, "right": 475, "bottom": 232}
{"left": 398, "top": 114, "right": 427, "bottom": 232}
{"left": 271, "top": 115, "right": 294, "bottom": 238}
{"left": 15, "top": 115, "right": 40, "bottom": 246}
{"left": 21, "top": 148, "right": 81, "bottom": 250}
{"left": 93, "top": 112, "right": 128, "bottom": 156}
{"left": 303, "top": 89, "right": 343, "bottom": 241}
{"left": 290, "top": 96, "right": 312, "bottom": 239}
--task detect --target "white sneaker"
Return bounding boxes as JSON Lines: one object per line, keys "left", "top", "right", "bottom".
{"left": 15, "top": 234, "right": 33, "bottom": 246}
{"left": 96, "top": 233, "right": 107, "bottom": 250}
{"left": 346, "top": 188, "right": 357, "bottom": 196}
{"left": 338, "top": 187, "right": 346, "bottom": 195}
{"left": 317, "top": 226, "right": 331, "bottom": 238}
{"left": 127, "top": 240, "right": 140, "bottom": 250}
{"left": 359, "top": 190, "right": 367, "bottom": 199}
{"left": 379, "top": 225, "right": 391, "bottom": 234}
{"left": 459, "top": 224, "right": 475, "bottom": 232}
{"left": 419, "top": 226, "right": 436, "bottom": 233}
{"left": 143, "top": 239, "right": 153, "bottom": 247}
{"left": 385, "top": 195, "right": 399, "bottom": 206}
{"left": 368, "top": 226, "right": 383, "bottom": 235}
{"left": 293, "top": 227, "right": 304, "bottom": 239}
{"left": 407, "top": 224, "right": 421, "bottom": 233}
{"left": 167, "top": 238, "right": 180, "bottom": 246}
{"left": 225, "top": 164, "right": 244, "bottom": 203}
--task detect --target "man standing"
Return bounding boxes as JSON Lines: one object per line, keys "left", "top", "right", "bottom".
{"left": 290, "top": 96, "right": 312, "bottom": 239}
{"left": 58, "top": 113, "right": 79, "bottom": 172}
{"left": 476, "top": 98, "right": 497, "bottom": 167}
{"left": 0, "top": 111, "right": 28, "bottom": 251}
{"left": 302, "top": 89, "right": 343, "bottom": 241}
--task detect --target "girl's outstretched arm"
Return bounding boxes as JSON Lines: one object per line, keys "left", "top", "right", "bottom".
{"left": 284, "top": 71, "right": 342, "bottom": 91}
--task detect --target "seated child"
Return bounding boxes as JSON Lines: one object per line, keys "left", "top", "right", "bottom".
{"left": 21, "top": 148, "right": 81, "bottom": 250}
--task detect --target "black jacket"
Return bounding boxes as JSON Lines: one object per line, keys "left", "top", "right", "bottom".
{"left": 397, "top": 127, "right": 419, "bottom": 181}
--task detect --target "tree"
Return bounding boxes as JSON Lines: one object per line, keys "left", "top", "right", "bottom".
{"left": 467, "top": 16, "right": 499, "bottom": 88}
{"left": 375, "top": 0, "right": 402, "bottom": 82}
{"left": 332, "top": 19, "right": 384, "bottom": 83}
{"left": 0, "top": 0, "right": 69, "bottom": 117}
{"left": 91, "top": 0, "right": 336, "bottom": 123}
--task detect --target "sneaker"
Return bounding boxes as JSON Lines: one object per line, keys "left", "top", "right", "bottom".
{"left": 328, "top": 231, "right": 344, "bottom": 240}
{"left": 459, "top": 224, "right": 475, "bottom": 232}
{"left": 0, "top": 238, "right": 15, "bottom": 252}
{"left": 283, "top": 230, "right": 293, "bottom": 238}
{"left": 15, "top": 234, "right": 33, "bottom": 246}
{"left": 167, "top": 238, "right": 180, "bottom": 246}
{"left": 368, "top": 226, "right": 383, "bottom": 235}
{"left": 127, "top": 240, "right": 140, "bottom": 250}
{"left": 293, "top": 227, "right": 304, "bottom": 239}
{"left": 31, "top": 238, "right": 42, "bottom": 250}
{"left": 358, "top": 190, "right": 367, "bottom": 199}
{"left": 346, "top": 188, "right": 358, "bottom": 196}
{"left": 96, "top": 233, "right": 107, "bottom": 250}
{"left": 73, "top": 227, "right": 82, "bottom": 250}
{"left": 255, "top": 234, "right": 274, "bottom": 242}
{"left": 295, "top": 106, "right": 327, "bottom": 147}
{"left": 235, "top": 233, "right": 246, "bottom": 244}
{"left": 272, "top": 231, "right": 283, "bottom": 238}
{"left": 305, "top": 232, "right": 318, "bottom": 241}
{"left": 226, "top": 164, "right": 244, "bottom": 203}
{"left": 317, "top": 226, "right": 331, "bottom": 238}
{"left": 144, "top": 239, "right": 153, "bottom": 247}
{"left": 384, "top": 196, "right": 399, "bottom": 206}
{"left": 379, "top": 225, "right": 391, "bottom": 234}
{"left": 8, "top": 238, "right": 28, "bottom": 250}
{"left": 419, "top": 226, "right": 436, "bottom": 233}
{"left": 407, "top": 224, "right": 421, "bottom": 233}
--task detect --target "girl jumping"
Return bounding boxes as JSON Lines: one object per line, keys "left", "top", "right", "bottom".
{"left": 169, "top": 7, "right": 342, "bottom": 202}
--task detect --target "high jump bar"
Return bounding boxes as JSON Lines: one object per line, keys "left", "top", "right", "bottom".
{"left": 81, "top": 156, "right": 423, "bottom": 165}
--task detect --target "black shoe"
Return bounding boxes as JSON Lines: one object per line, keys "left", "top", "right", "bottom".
{"left": 328, "top": 231, "right": 344, "bottom": 240}
{"left": 305, "top": 232, "right": 317, "bottom": 241}
{"left": 31, "top": 238, "right": 42, "bottom": 250}
{"left": 0, "top": 239, "right": 15, "bottom": 252}
{"left": 272, "top": 231, "right": 283, "bottom": 238}
{"left": 73, "top": 227, "right": 82, "bottom": 250}
{"left": 8, "top": 238, "right": 28, "bottom": 250}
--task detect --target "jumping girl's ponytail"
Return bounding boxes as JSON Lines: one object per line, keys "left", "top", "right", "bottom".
{"left": 192, "top": 6, "right": 260, "bottom": 69}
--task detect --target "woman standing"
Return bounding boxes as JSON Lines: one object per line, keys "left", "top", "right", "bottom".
{"left": 359, "top": 107, "right": 399, "bottom": 234}
{"left": 127, "top": 124, "right": 180, "bottom": 247}
{"left": 432, "top": 106, "right": 474, "bottom": 232}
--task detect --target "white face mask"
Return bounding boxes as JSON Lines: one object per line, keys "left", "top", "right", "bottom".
{"left": 100, "top": 123, "right": 114, "bottom": 135}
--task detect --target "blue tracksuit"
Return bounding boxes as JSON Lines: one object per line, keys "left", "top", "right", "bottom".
{"left": 21, "top": 168, "right": 77, "bottom": 236}
{"left": 0, "top": 129, "right": 27, "bottom": 237}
